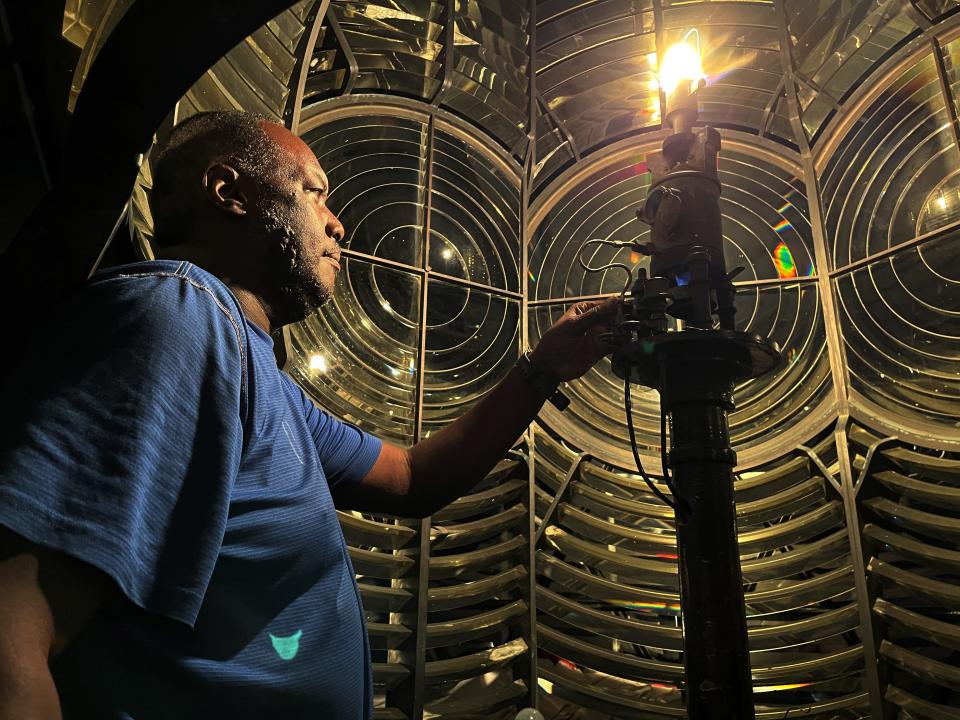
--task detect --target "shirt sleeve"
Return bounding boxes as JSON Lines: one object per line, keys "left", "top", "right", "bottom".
{"left": 282, "top": 373, "right": 382, "bottom": 488}
{"left": 0, "top": 271, "right": 246, "bottom": 627}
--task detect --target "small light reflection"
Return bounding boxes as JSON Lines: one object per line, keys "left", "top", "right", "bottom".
{"left": 309, "top": 354, "right": 327, "bottom": 373}
{"left": 537, "top": 678, "right": 554, "bottom": 694}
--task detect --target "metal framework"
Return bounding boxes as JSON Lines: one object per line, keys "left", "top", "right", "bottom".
{"left": 277, "top": 3, "right": 960, "bottom": 717}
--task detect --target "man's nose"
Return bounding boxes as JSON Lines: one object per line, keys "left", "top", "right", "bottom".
{"left": 326, "top": 211, "right": 345, "bottom": 244}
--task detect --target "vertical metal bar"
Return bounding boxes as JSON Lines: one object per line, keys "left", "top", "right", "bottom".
{"left": 834, "top": 417, "right": 886, "bottom": 720}
{"left": 414, "top": 113, "right": 437, "bottom": 719}
{"left": 431, "top": 0, "right": 455, "bottom": 105}
{"left": 389, "top": 115, "right": 436, "bottom": 720}
{"left": 775, "top": 2, "right": 884, "bottom": 717}
{"left": 524, "top": 426, "right": 539, "bottom": 710}
{"left": 527, "top": 0, "right": 537, "bottom": 177}
{"left": 932, "top": 37, "right": 960, "bottom": 155}
{"left": 522, "top": 1, "right": 538, "bottom": 707}
{"left": 289, "top": 0, "right": 331, "bottom": 134}
{"left": 325, "top": 6, "right": 358, "bottom": 95}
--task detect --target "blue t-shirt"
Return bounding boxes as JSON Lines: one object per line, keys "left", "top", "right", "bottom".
{"left": 0, "top": 260, "right": 382, "bottom": 719}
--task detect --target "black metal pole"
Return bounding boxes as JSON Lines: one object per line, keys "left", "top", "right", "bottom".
{"left": 660, "top": 353, "right": 754, "bottom": 719}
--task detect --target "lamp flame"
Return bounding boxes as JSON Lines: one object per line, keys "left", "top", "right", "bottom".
{"left": 659, "top": 33, "right": 706, "bottom": 96}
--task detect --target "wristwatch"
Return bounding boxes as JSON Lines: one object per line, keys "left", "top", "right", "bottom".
{"left": 515, "top": 352, "right": 570, "bottom": 411}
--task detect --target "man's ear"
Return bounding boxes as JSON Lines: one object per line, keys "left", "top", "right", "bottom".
{"left": 202, "top": 163, "right": 248, "bottom": 216}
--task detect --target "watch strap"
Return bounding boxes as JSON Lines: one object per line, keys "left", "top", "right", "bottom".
{"left": 516, "top": 352, "right": 570, "bottom": 411}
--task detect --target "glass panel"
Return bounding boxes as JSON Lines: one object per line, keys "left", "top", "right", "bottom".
{"left": 731, "top": 282, "right": 833, "bottom": 450}
{"left": 430, "top": 128, "right": 521, "bottom": 292}
{"left": 915, "top": 0, "right": 960, "bottom": 20}
{"left": 820, "top": 51, "right": 960, "bottom": 270}
{"left": 529, "top": 153, "right": 654, "bottom": 302}
{"left": 796, "top": 82, "right": 836, "bottom": 143}
{"left": 304, "top": 115, "right": 428, "bottom": 268}
{"left": 785, "top": 0, "right": 918, "bottom": 139}
{"left": 443, "top": 0, "right": 530, "bottom": 156}
{"left": 536, "top": 2, "right": 659, "bottom": 155}
{"left": 287, "top": 257, "right": 421, "bottom": 445}
{"left": 663, "top": 3, "right": 784, "bottom": 136}
{"left": 719, "top": 150, "right": 815, "bottom": 281}
{"left": 837, "top": 232, "right": 960, "bottom": 431}
{"left": 529, "top": 146, "right": 814, "bottom": 301}
{"left": 422, "top": 279, "right": 519, "bottom": 436}
{"left": 533, "top": 106, "right": 577, "bottom": 192}
{"left": 331, "top": 1, "right": 444, "bottom": 100}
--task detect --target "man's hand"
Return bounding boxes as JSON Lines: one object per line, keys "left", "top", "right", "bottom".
{"left": 529, "top": 297, "right": 619, "bottom": 382}
{"left": 336, "top": 295, "right": 621, "bottom": 518}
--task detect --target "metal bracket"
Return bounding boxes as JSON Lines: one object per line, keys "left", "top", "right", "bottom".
{"left": 854, "top": 435, "right": 899, "bottom": 496}
{"left": 796, "top": 443, "right": 842, "bottom": 494}
{"left": 534, "top": 451, "right": 589, "bottom": 546}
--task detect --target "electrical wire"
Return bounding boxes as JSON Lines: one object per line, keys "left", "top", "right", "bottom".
{"left": 660, "top": 401, "right": 691, "bottom": 520}
{"left": 577, "top": 239, "right": 635, "bottom": 298}
{"left": 624, "top": 372, "right": 679, "bottom": 512}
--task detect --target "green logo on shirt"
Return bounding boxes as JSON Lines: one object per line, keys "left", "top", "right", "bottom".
{"left": 270, "top": 630, "right": 303, "bottom": 660}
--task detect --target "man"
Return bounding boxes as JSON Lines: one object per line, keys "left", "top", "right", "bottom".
{"left": 0, "top": 111, "right": 616, "bottom": 719}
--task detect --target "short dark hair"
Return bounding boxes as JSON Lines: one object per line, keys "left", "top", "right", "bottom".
{"left": 149, "top": 110, "right": 282, "bottom": 246}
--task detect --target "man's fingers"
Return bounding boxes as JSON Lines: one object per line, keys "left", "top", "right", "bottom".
{"left": 565, "top": 297, "right": 619, "bottom": 331}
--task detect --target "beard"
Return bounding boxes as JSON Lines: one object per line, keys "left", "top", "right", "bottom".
{"left": 260, "top": 199, "right": 335, "bottom": 323}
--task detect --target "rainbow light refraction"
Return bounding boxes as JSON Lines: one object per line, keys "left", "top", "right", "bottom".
{"left": 773, "top": 240, "right": 798, "bottom": 278}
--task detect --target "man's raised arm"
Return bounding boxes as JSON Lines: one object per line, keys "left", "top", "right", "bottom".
{"left": 332, "top": 297, "right": 618, "bottom": 517}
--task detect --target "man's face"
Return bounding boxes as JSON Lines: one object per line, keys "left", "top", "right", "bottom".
{"left": 253, "top": 122, "right": 345, "bottom": 322}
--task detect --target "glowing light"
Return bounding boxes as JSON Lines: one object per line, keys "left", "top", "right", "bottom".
{"left": 537, "top": 678, "right": 554, "bottom": 694}
{"left": 441, "top": 248, "right": 453, "bottom": 260}
{"left": 609, "top": 600, "right": 682, "bottom": 613}
{"left": 757, "top": 682, "right": 813, "bottom": 692}
{"left": 270, "top": 630, "right": 303, "bottom": 660}
{"left": 937, "top": 194, "right": 947, "bottom": 210}
{"left": 308, "top": 354, "right": 327, "bottom": 373}
{"left": 660, "top": 35, "right": 705, "bottom": 96}
{"left": 773, "top": 241, "right": 798, "bottom": 279}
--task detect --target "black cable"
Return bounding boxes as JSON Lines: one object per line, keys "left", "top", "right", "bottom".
{"left": 659, "top": 402, "right": 692, "bottom": 520}
{"left": 660, "top": 402, "right": 672, "bottom": 488}
{"left": 624, "top": 373, "right": 678, "bottom": 512}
